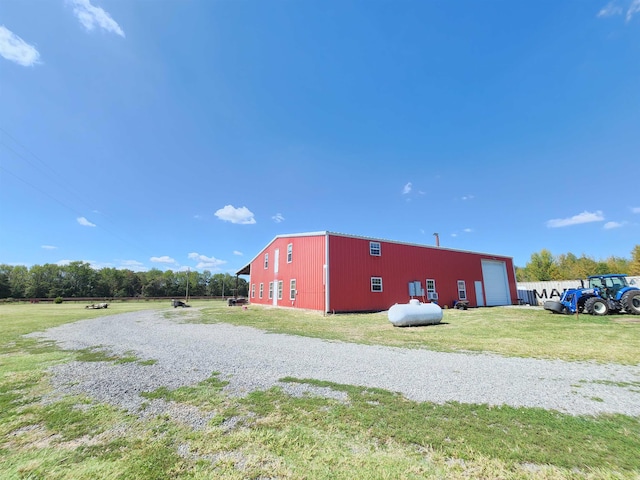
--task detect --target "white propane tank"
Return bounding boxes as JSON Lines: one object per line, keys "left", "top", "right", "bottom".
{"left": 388, "top": 299, "right": 443, "bottom": 327}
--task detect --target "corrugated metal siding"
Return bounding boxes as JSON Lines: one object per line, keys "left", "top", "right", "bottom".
{"left": 328, "top": 235, "right": 517, "bottom": 312}
{"left": 248, "top": 235, "right": 325, "bottom": 310}
{"left": 278, "top": 235, "right": 326, "bottom": 310}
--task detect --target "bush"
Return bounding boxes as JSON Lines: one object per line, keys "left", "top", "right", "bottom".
{"left": 54, "top": 297, "right": 64, "bottom": 304}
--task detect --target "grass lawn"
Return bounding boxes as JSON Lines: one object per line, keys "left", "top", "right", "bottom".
{"left": 197, "top": 302, "right": 640, "bottom": 364}
{"left": 1, "top": 300, "right": 639, "bottom": 479}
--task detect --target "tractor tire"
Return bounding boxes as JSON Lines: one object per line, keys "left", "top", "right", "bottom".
{"left": 585, "top": 297, "right": 609, "bottom": 316}
{"left": 621, "top": 290, "right": 640, "bottom": 315}
{"left": 544, "top": 301, "right": 565, "bottom": 314}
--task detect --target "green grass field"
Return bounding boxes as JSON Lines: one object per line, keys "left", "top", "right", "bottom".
{"left": 1, "top": 300, "right": 639, "bottom": 479}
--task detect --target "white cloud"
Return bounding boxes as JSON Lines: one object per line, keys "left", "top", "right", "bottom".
{"left": 598, "top": 1, "right": 623, "bottom": 17}
{"left": 461, "top": 195, "right": 475, "bottom": 201}
{"left": 463, "top": 228, "right": 473, "bottom": 233}
{"left": 627, "top": 0, "right": 640, "bottom": 20}
{"left": 87, "top": 260, "right": 113, "bottom": 270}
{"left": 272, "top": 213, "right": 285, "bottom": 223}
{"left": 597, "top": 0, "right": 640, "bottom": 20}
{"left": 233, "top": 250, "right": 243, "bottom": 256}
{"left": 402, "top": 182, "right": 412, "bottom": 195}
{"left": 118, "top": 259, "right": 146, "bottom": 271}
{"left": 451, "top": 233, "right": 458, "bottom": 237}
{"left": 188, "top": 252, "right": 226, "bottom": 270}
{"left": 77, "top": 216, "right": 96, "bottom": 227}
{"left": 215, "top": 205, "right": 256, "bottom": 224}
{"left": 546, "top": 210, "right": 605, "bottom": 228}
{"left": 68, "top": 0, "right": 125, "bottom": 37}
{"left": 604, "top": 221, "right": 626, "bottom": 229}
{"left": 632, "top": 207, "right": 640, "bottom": 213}
{"left": 150, "top": 255, "right": 176, "bottom": 264}
{"left": 0, "top": 26, "right": 40, "bottom": 66}
{"left": 41, "top": 245, "right": 57, "bottom": 250}
{"left": 56, "top": 259, "right": 72, "bottom": 266}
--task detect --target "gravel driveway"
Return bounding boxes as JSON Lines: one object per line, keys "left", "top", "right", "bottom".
{"left": 28, "top": 309, "right": 640, "bottom": 419}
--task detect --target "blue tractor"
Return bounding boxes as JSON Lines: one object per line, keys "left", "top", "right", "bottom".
{"left": 543, "top": 274, "right": 640, "bottom": 316}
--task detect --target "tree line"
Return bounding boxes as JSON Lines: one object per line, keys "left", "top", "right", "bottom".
{"left": 2, "top": 245, "right": 639, "bottom": 298}
{"left": 516, "top": 245, "right": 640, "bottom": 282}
{"left": 0, "top": 261, "right": 249, "bottom": 300}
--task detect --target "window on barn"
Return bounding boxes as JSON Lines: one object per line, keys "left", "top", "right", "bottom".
{"left": 290, "top": 279, "right": 297, "bottom": 300}
{"left": 371, "top": 277, "right": 383, "bottom": 292}
{"left": 259, "top": 283, "right": 264, "bottom": 299}
{"left": 426, "top": 279, "right": 438, "bottom": 300}
{"left": 251, "top": 284, "right": 255, "bottom": 298}
{"left": 426, "top": 279, "right": 436, "bottom": 293}
{"left": 264, "top": 253, "right": 269, "bottom": 269}
{"left": 277, "top": 280, "right": 283, "bottom": 300}
{"left": 268, "top": 282, "right": 273, "bottom": 299}
{"left": 370, "top": 242, "right": 381, "bottom": 256}
{"left": 457, "top": 280, "right": 467, "bottom": 300}
{"left": 287, "top": 243, "right": 293, "bottom": 263}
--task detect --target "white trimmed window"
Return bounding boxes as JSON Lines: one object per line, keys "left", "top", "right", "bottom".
{"left": 426, "top": 279, "right": 438, "bottom": 300}
{"left": 370, "top": 241, "right": 381, "bottom": 256}
{"left": 287, "top": 243, "right": 293, "bottom": 263}
{"left": 268, "top": 282, "right": 273, "bottom": 299}
{"left": 251, "top": 283, "right": 255, "bottom": 298}
{"left": 457, "top": 280, "right": 467, "bottom": 300}
{"left": 264, "top": 253, "right": 269, "bottom": 269}
{"left": 277, "top": 280, "right": 283, "bottom": 300}
{"left": 290, "top": 279, "right": 297, "bottom": 300}
{"left": 426, "top": 279, "right": 436, "bottom": 294}
{"left": 371, "top": 277, "right": 383, "bottom": 292}
{"left": 259, "top": 283, "right": 264, "bottom": 299}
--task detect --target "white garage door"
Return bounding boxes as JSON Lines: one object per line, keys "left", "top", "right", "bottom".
{"left": 481, "top": 260, "right": 510, "bottom": 306}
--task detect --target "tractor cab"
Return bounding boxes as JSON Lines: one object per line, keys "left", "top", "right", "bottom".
{"left": 587, "top": 275, "right": 629, "bottom": 299}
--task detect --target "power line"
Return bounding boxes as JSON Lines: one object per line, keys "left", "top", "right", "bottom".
{"left": 0, "top": 164, "right": 87, "bottom": 217}
{"left": 0, "top": 130, "right": 150, "bottom": 257}
{"left": 0, "top": 136, "right": 100, "bottom": 217}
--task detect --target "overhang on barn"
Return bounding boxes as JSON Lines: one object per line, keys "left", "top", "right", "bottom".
{"left": 237, "top": 231, "right": 517, "bottom": 313}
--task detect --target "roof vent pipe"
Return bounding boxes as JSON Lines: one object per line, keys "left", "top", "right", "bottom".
{"left": 433, "top": 233, "right": 440, "bottom": 247}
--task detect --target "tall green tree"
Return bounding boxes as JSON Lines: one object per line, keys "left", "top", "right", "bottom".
{"left": 141, "top": 269, "right": 165, "bottom": 297}
{"left": 605, "top": 256, "right": 630, "bottom": 275}
{"left": 522, "top": 249, "right": 559, "bottom": 281}
{"left": 61, "top": 261, "right": 97, "bottom": 297}
{"left": 0, "top": 265, "right": 11, "bottom": 298}
{"left": 8, "top": 265, "right": 29, "bottom": 298}
{"left": 556, "top": 253, "right": 579, "bottom": 280}
{"left": 630, "top": 245, "right": 640, "bottom": 276}
{"left": 26, "top": 264, "right": 64, "bottom": 298}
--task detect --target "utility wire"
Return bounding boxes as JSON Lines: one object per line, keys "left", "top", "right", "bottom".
{"left": 0, "top": 134, "right": 103, "bottom": 219}
{"left": 0, "top": 130, "right": 150, "bottom": 258}
{"left": 0, "top": 126, "right": 64, "bottom": 181}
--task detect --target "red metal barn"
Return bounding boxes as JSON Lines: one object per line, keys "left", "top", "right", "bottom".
{"left": 237, "top": 232, "right": 517, "bottom": 313}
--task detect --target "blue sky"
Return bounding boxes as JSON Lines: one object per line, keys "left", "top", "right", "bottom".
{"left": 1, "top": 0, "right": 639, "bottom": 273}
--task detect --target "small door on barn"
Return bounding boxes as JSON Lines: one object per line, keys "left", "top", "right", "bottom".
{"left": 475, "top": 281, "right": 485, "bottom": 307}
{"left": 481, "top": 260, "right": 510, "bottom": 306}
